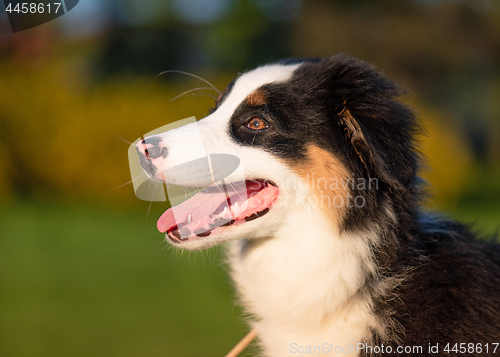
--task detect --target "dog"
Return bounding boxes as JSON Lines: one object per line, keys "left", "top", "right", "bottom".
{"left": 135, "top": 54, "right": 500, "bottom": 356}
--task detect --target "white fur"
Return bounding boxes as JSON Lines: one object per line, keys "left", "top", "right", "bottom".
{"left": 228, "top": 219, "right": 384, "bottom": 356}
{"left": 144, "top": 63, "right": 301, "bottom": 184}
{"left": 141, "top": 63, "right": 386, "bottom": 356}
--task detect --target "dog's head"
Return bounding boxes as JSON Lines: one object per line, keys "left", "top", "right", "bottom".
{"left": 136, "top": 54, "right": 419, "bottom": 250}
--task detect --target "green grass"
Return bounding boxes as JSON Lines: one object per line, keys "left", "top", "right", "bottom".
{"left": 441, "top": 166, "right": 500, "bottom": 238}
{"left": 0, "top": 199, "right": 249, "bottom": 357}
{"left": 0, "top": 197, "right": 498, "bottom": 357}
{"left": 446, "top": 202, "right": 500, "bottom": 238}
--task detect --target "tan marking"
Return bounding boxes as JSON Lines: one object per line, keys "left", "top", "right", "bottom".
{"left": 245, "top": 90, "right": 268, "bottom": 107}
{"left": 292, "top": 145, "right": 350, "bottom": 226}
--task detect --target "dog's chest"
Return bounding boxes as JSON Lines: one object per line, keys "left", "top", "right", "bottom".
{"left": 227, "top": 220, "right": 381, "bottom": 356}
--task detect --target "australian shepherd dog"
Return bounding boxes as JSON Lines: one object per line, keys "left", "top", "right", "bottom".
{"left": 135, "top": 54, "right": 500, "bottom": 356}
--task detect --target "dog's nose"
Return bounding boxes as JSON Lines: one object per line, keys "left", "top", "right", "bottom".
{"left": 136, "top": 136, "right": 168, "bottom": 159}
{"left": 136, "top": 136, "right": 168, "bottom": 177}
{"left": 144, "top": 146, "right": 167, "bottom": 160}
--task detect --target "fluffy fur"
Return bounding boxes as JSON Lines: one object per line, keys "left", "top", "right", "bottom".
{"left": 137, "top": 54, "right": 500, "bottom": 356}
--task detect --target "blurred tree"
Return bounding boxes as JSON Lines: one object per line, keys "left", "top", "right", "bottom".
{"left": 0, "top": 0, "right": 499, "bottom": 204}
{"left": 95, "top": 0, "right": 298, "bottom": 76}
{"left": 291, "top": 0, "right": 500, "bottom": 162}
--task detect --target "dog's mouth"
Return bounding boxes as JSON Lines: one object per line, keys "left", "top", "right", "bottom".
{"left": 157, "top": 179, "right": 279, "bottom": 243}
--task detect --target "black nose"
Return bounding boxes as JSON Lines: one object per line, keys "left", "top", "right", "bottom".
{"left": 142, "top": 136, "right": 163, "bottom": 146}
{"left": 145, "top": 146, "right": 167, "bottom": 160}
{"left": 140, "top": 136, "right": 167, "bottom": 160}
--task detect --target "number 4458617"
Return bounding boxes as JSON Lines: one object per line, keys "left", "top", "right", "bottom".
{"left": 443, "top": 343, "right": 499, "bottom": 354}
{"left": 5, "top": 2, "right": 62, "bottom": 14}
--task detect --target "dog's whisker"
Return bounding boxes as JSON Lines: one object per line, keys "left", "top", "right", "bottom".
{"left": 174, "top": 92, "right": 218, "bottom": 101}
{"left": 195, "top": 92, "right": 217, "bottom": 100}
{"left": 169, "top": 245, "right": 177, "bottom": 260}
{"left": 199, "top": 251, "right": 204, "bottom": 268}
{"left": 155, "top": 240, "right": 171, "bottom": 254}
{"left": 213, "top": 181, "right": 223, "bottom": 194}
{"left": 144, "top": 183, "right": 156, "bottom": 221}
{"left": 145, "top": 200, "right": 153, "bottom": 221}
{"left": 210, "top": 246, "right": 217, "bottom": 266}
{"left": 110, "top": 173, "right": 146, "bottom": 191}
{"left": 228, "top": 181, "right": 244, "bottom": 201}
{"left": 113, "top": 131, "right": 134, "bottom": 145}
{"left": 156, "top": 69, "right": 220, "bottom": 94}
{"left": 170, "top": 87, "right": 217, "bottom": 102}
{"left": 110, "top": 179, "right": 134, "bottom": 191}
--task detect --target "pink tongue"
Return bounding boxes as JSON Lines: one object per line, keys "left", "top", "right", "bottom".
{"left": 157, "top": 181, "right": 278, "bottom": 233}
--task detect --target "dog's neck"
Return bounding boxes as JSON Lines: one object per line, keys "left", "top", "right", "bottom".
{"left": 227, "top": 206, "right": 384, "bottom": 356}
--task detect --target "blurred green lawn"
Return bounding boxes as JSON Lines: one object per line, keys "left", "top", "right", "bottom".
{"left": 0, "top": 196, "right": 498, "bottom": 357}
{"left": 0, "top": 199, "right": 251, "bottom": 357}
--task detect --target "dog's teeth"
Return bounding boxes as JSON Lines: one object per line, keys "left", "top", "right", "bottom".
{"left": 234, "top": 202, "right": 240, "bottom": 209}
{"left": 221, "top": 206, "right": 231, "bottom": 219}
{"left": 187, "top": 214, "right": 192, "bottom": 224}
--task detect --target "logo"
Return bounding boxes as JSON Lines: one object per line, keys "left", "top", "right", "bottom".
{"left": 3, "top": 0, "right": 79, "bottom": 33}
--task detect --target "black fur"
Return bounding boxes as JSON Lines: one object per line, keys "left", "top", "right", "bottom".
{"left": 223, "top": 54, "right": 500, "bottom": 356}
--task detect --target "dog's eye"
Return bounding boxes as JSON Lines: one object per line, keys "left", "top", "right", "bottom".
{"left": 245, "top": 117, "right": 268, "bottom": 131}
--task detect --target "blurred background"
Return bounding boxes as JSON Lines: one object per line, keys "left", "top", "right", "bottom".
{"left": 0, "top": 0, "right": 499, "bottom": 356}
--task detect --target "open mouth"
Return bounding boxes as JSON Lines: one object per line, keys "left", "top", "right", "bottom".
{"left": 157, "top": 179, "right": 279, "bottom": 243}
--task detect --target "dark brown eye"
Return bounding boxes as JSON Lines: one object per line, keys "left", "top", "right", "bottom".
{"left": 246, "top": 117, "right": 268, "bottom": 130}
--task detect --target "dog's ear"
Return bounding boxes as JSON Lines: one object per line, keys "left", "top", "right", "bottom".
{"left": 339, "top": 105, "right": 418, "bottom": 188}
{"left": 338, "top": 108, "right": 370, "bottom": 165}
{"left": 324, "top": 55, "right": 419, "bottom": 188}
